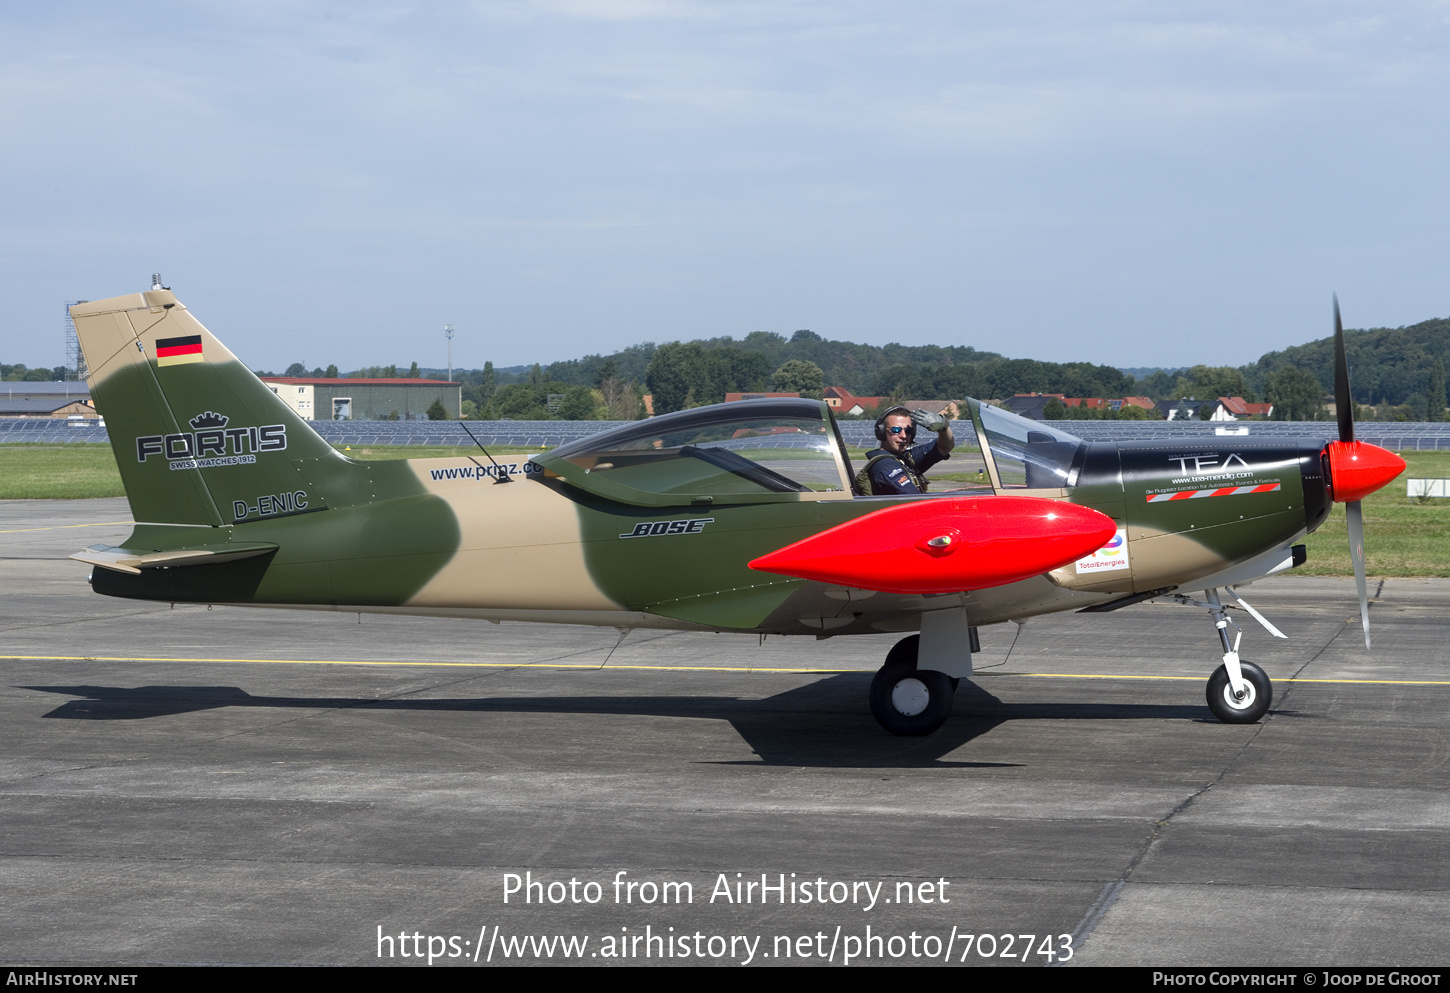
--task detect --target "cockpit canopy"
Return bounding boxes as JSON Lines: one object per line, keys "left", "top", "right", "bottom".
{"left": 973, "top": 401, "right": 1087, "bottom": 490}
{"left": 533, "top": 398, "right": 854, "bottom": 507}
{"left": 530, "top": 396, "right": 1089, "bottom": 506}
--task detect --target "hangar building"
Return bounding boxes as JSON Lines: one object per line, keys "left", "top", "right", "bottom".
{"left": 261, "top": 377, "right": 461, "bottom": 421}
{"left": 0, "top": 382, "right": 98, "bottom": 418}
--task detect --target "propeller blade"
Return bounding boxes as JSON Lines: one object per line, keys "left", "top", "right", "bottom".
{"left": 1334, "top": 294, "right": 1354, "bottom": 444}
{"left": 1334, "top": 296, "right": 1371, "bottom": 647}
{"left": 1346, "top": 499, "right": 1370, "bottom": 649}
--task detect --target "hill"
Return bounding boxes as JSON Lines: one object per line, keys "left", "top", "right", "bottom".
{"left": 1246, "top": 316, "right": 1450, "bottom": 410}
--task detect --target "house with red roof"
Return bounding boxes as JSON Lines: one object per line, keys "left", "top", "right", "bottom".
{"left": 822, "top": 387, "right": 885, "bottom": 416}
{"left": 1211, "top": 397, "right": 1274, "bottom": 421}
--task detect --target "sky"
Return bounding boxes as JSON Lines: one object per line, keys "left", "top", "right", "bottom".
{"left": 3, "top": 1, "right": 1448, "bottom": 375}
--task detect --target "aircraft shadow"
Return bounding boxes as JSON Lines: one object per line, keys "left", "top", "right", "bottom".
{"left": 20, "top": 676, "right": 1206, "bottom": 768}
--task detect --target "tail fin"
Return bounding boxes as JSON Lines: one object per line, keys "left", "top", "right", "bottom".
{"left": 72, "top": 290, "right": 348, "bottom": 526}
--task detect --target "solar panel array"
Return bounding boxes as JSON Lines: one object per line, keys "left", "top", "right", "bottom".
{"left": 0, "top": 419, "right": 111, "bottom": 444}
{"left": 6, "top": 416, "right": 1450, "bottom": 450}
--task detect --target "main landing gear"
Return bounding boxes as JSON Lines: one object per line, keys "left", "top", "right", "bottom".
{"left": 869, "top": 635, "right": 960, "bottom": 736}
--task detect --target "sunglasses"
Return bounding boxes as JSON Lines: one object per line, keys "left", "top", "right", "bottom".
{"left": 886, "top": 425, "right": 915, "bottom": 435}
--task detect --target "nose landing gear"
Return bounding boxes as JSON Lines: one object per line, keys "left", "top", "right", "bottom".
{"left": 1161, "top": 587, "right": 1281, "bottom": 724}
{"left": 1206, "top": 659, "right": 1272, "bottom": 723}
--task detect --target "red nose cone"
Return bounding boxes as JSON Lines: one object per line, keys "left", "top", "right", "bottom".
{"left": 749, "top": 496, "right": 1118, "bottom": 595}
{"left": 1324, "top": 440, "right": 1406, "bottom": 503}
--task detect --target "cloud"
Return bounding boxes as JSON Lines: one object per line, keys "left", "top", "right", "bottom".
{"left": 3, "top": 2, "right": 1449, "bottom": 368}
{"left": 526, "top": 0, "right": 714, "bottom": 21}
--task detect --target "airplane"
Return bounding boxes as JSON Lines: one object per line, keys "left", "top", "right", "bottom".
{"left": 66, "top": 287, "right": 1406, "bottom": 737}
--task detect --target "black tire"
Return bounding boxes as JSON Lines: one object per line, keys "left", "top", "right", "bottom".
{"left": 883, "top": 634, "right": 961, "bottom": 689}
{"left": 884, "top": 635, "right": 919, "bottom": 670}
{"left": 1205, "top": 661, "right": 1272, "bottom": 724}
{"left": 870, "top": 662, "right": 955, "bottom": 737}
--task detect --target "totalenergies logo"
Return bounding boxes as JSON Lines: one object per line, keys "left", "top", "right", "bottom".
{"left": 1075, "top": 527, "right": 1130, "bottom": 574}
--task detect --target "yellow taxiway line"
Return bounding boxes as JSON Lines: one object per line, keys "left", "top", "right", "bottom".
{"left": 2, "top": 654, "right": 1449, "bottom": 685}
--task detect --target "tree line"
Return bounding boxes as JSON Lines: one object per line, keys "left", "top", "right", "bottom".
{"left": 17, "top": 315, "right": 1450, "bottom": 422}
{"left": 1246, "top": 317, "right": 1450, "bottom": 421}
{"left": 2, "top": 363, "right": 72, "bottom": 382}
{"left": 427, "top": 330, "right": 1141, "bottom": 420}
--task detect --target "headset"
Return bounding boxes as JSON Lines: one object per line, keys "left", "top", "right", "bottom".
{"left": 873, "top": 405, "right": 915, "bottom": 444}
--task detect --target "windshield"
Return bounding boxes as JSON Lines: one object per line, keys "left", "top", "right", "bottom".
{"left": 974, "top": 402, "right": 1087, "bottom": 489}
{"left": 539, "top": 398, "right": 852, "bottom": 502}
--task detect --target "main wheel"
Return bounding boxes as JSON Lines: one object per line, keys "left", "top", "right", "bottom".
{"left": 1205, "top": 661, "right": 1272, "bottom": 724}
{"left": 870, "top": 636, "right": 956, "bottom": 736}
{"left": 883, "top": 634, "right": 960, "bottom": 689}
{"left": 883, "top": 634, "right": 919, "bottom": 669}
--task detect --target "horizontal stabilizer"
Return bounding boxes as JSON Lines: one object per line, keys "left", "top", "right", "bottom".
{"left": 71, "top": 542, "right": 278, "bottom": 575}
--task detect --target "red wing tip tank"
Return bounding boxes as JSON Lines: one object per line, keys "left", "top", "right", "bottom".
{"left": 748, "top": 497, "right": 1118, "bottom": 595}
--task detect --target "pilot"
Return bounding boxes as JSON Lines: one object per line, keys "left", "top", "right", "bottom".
{"left": 862, "top": 405, "right": 955, "bottom": 495}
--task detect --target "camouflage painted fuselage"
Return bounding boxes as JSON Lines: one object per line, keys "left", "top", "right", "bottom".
{"left": 72, "top": 290, "right": 1329, "bottom": 635}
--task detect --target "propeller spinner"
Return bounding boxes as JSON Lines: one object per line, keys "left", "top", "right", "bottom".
{"left": 1321, "top": 296, "right": 1407, "bottom": 648}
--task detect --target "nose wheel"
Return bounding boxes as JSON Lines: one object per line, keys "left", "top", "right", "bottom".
{"left": 1205, "top": 660, "right": 1272, "bottom": 723}
{"left": 1161, "top": 588, "right": 1279, "bottom": 724}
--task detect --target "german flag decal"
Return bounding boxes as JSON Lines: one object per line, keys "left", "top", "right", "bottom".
{"left": 155, "top": 334, "right": 203, "bottom": 367}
